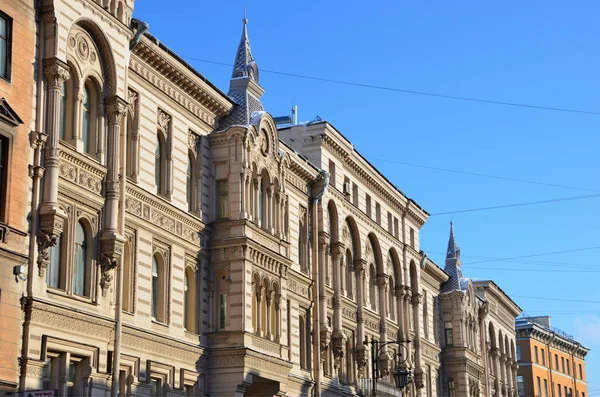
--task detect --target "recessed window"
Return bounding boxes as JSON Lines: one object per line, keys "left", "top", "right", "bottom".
{"left": 59, "top": 81, "right": 67, "bottom": 140}
{"left": 516, "top": 344, "right": 521, "bottom": 361}
{"left": 0, "top": 13, "right": 12, "bottom": 81}
{"left": 151, "top": 254, "right": 166, "bottom": 323}
{"left": 365, "top": 194, "right": 371, "bottom": 218}
{"left": 186, "top": 152, "right": 196, "bottom": 212}
{"left": 541, "top": 348, "right": 545, "bottom": 366}
{"left": 448, "top": 379, "right": 455, "bottom": 397}
{"left": 444, "top": 322, "right": 453, "bottom": 346}
{"left": 216, "top": 180, "right": 228, "bottom": 219}
{"left": 328, "top": 159, "right": 336, "bottom": 188}
{"left": 48, "top": 232, "right": 63, "bottom": 289}
{"left": 375, "top": 202, "right": 381, "bottom": 225}
{"left": 73, "top": 221, "right": 88, "bottom": 297}
{"left": 155, "top": 133, "right": 165, "bottom": 195}
{"left": 81, "top": 85, "right": 92, "bottom": 154}
{"left": 517, "top": 376, "right": 524, "bottom": 397}
{"left": 0, "top": 135, "right": 8, "bottom": 221}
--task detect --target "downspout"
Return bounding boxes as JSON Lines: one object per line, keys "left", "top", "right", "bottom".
{"left": 310, "top": 169, "right": 329, "bottom": 397}
{"left": 20, "top": 8, "right": 47, "bottom": 391}
{"left": 110, "top": 18, "right": 148, "bottom": 397}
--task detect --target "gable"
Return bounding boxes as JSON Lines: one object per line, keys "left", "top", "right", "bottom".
{"left": 0, "top": 98, "right": 24, "bottom": 127}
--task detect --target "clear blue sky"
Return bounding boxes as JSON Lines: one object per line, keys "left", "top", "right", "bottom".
{"left": 134, "top": 1, "right": 600, "bottom": 390}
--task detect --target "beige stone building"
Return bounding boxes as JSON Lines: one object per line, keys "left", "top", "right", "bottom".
{"left": 2, "top": 1, "right": 525, "bottom": 396}
{"left": 439, "top": 224, "right": 522, "bottom": 397}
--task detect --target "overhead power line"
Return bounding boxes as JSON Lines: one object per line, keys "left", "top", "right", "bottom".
{"left": 511, "top": 295, "right": 600, "bottom": 304}
{"left": 184, "top": 56, "right": 600, "bottom": 116}
{"left": 429, "top": 193, "right": 600, "bottom": 216}
{"left": 366, "top": 157, "right": 600, "bottom": 193}
{"left": 468, "top": 266, "right": 600, "bottom": 273}
{"left": 461, "top": 246, "right": 600, "bottom": 266}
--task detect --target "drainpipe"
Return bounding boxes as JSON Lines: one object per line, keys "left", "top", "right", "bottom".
{"left": 110, "top": 18, "right": 148, "bottom": 397}
{"left": 310, "top": 169, "right": 329, "bottom": 397}
{"left": 20, "top": 9, "right": 47, "bottom": 391}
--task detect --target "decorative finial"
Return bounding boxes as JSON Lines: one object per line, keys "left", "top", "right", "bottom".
{"left": 243, "top": 6, "right": 248, "bottom": 25}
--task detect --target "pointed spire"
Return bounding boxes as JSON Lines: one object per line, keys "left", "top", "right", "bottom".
{"left": 446, "top": 221, "right": 458, "bottom": 259}
{"left": 219, "top": 13, "right": 265, "bottom": 130}
{"left": 231, "top": 11, "right": 258, "bottom": 82}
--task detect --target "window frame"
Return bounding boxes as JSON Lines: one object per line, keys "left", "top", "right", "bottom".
{"left": 0, "top": 134, "right": 9, "bottom": 222}
{"left": 0, "top": 12, "right": 12, "bottom": 82}
{"left": 444, "top": 321, "right": 453, "bottom": 346}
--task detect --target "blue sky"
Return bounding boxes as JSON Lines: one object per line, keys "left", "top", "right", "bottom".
{"left": 134, "top": 1, "right": 600, "bottom": 389}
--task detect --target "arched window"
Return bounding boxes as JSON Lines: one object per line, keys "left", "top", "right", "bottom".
{"left": 346, "top": 249, "right": 353, "bottom": 299}
{"left": 186, "top": 152, "right": 196, "bottom": 213}
{"left": 155, "top": 133, "right": 165, "bottom": 195}
{"left": 369, "top": 264, "right": 377, "bottom": 312}
{"left": 122, "top": 241, "right": 133, "bottom": 312}
{"left": 184, "top": 267, "right": 196, "bottom": 331}
{"left": 388, "top": 277, "right": 395, "bottom": 321}
{"left": 59, "top": 81, "right": 67, "bottom": 140}
{"left": 126, "top": 112, "right": 134, "bottom": 177}
{"left": 81, "top": 85, "right": 92, "bottom": 154}
{"left": 151, "top": 255, "right": 166, "bottom": 323}
{"left": 73, "top": 221, "right": 88, "bottom": 296}
{"left": 48, "top": 232, "right": 63, "bottom": 289}
{"left": 260, "top": 280, "right": 268, "bottom": 334}
{"left": 251, "top": 276, "right": 258, "bottom": 332}
{"left": 260, "top": 174, "right": 268, "bottom": 228}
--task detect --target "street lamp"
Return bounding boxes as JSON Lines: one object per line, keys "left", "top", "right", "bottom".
{"left": 364, "top": 336, "right": 413, "bottom": 396}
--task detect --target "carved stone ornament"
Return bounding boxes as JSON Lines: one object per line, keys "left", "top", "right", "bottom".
{"left": 157, "top": 109, "right": 171, "bottom": 131}
{"left": 43, "top": 58, "right": 70, "bottom": 89}
{"left": 36, "top": 230, "right": 57, "bottom": 277}
{"left": 188, "top": 130, "right": 199, "bottom": 151}
{"left": 356, "top": 346, "right": 368, "bottom": 378}
{"left": 99, "top": 234, "right": 125, "bottom": 296}
{"left": 106, "top": 96, "right": 128, "bottom": 125}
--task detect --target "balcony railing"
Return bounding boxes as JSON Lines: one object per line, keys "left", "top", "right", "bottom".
{"left": 356, "top": 378, "right": 403, "bottom": 397}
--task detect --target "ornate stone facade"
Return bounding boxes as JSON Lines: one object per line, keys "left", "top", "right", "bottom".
{"left": 3, "top": 1, "right": 526, "bottom": 396}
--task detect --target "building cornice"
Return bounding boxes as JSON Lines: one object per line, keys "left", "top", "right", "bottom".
{"left": 132, "top": 37, "right": 233, "bottom": 123}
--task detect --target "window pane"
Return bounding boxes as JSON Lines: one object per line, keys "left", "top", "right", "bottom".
{"left": 82, "top": 86, "right": 91, "bottom": 153}
{"left": 151, "top": 257, "right": 158, "bottom": 319}
{"left": 0, "top": 16, "right": 6, "bottom": 36}
{"left": 220, "top": 293, "right": 227, "bottom": 329}
{"left": 74, "top": 222, "right": 86, "bottom": 296}
{"left": 155, "top": 137, "right": 162, "bottom": 194}
{"left": 48, "top": 233, "right": 62, "bottom": 288}
{"left": 0, "top": 37, "right": 6, "bottom": 78}
{"left": 59, "top": 81, "right": 67, "bottom": 140}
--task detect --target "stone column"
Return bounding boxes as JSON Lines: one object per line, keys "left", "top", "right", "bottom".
{"left": 239, "top": 171, "right": 246, "bottom": 219}
{"left": 256, "top": 286, "right": 264, "bottom": 336}
{"left": 318, "top": 232, "right": 331, "bottom": 367}
{"left": 255, "top": 176, "right": 261, "bottom": 227}
{"left": 491, "top": 348, "right": 501, "bottom": 391}
{"left": 377, "top": 274, "right": 391, "bottom": 375}
{"left": 412, "top": 292, "right": 424, "bottom": 393}
{"left": 395, "top": 286, "right": 405, "bottom": 339}
{"left": 275, "top": 294, "right": 281, "bottom": 340}
{"left": 266, "top": 290, "right": 273, "bottom": 340}
{"left": 355, "top": 258, "right": 367, "bottom": 378}
{"left": 332, "top": 243, "right": 346, "bottom": 374}
{"left": 38, "top": 59, "right": 70, "bottom": 277}
{"left": 96, "top": 101, "right": 105, "bottom": 162}
{"left": 506, "top": 358, "right": 513, "bottom": 396}
{"left": 73, "top": 90, "right": 84, "bottom": 149}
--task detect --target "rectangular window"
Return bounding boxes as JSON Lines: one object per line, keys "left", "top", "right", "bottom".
{"left": 352, "top": 183, "right": 358, "bottom": 206}
{"left": 410, "top": 227, "right": 415, "bottom": 248}
{"left": 569, "top": 388, "right": 572, "bottom": 397}
{"left": 556, "top": 354, "right": 559, "bottom": 370}
{"left": 375, "top": 202, "right": 381, "bottom": 224}
{"left": 0, "top": 12, "right": 12, "bottom": 81}
{"left": 329, "top": 159, "right": 336, "bottom": 189}
{"left": 535, "top": 346, "right": 539, "bottom": 363}
{"left": 564, "top": 386, "right": 567, "bottom": 397}
{"left": 365, "top": 194, "right": 371, "bottom": 217}
{"left": 566, "top": 359, "right": 570, "bottom": 375}
{"left": 216, "top": 180, "right": 228, "bottom": 219}
{"left": 219, "top": 293, "right": 227, "bottom": 329}
{"left": 516, "top": 345, "right": 521, "bottom": 361}
{"left": 517, "top": 376, "right": 524, "bottom": 397}
{"left": 0, "top": 135, "right": 8, "bottom": 221}
{"left": 558, "top": 384, "right": 562, "bottom": 397}
{"left": 394, "top": 217, "right": 399, "bottom": 238}
{"left": 544, "top": 379, "right": 548, "bottom": 397}
{"left": 579, "top": 363, "right": 583, "bottom": 379}
{"left": 444, "top": 322, "right": 453, "bottom": 346}
{"left": 151, "top": 378, "right": 162, "bottom": 397}
{"left": 562, "top": 357, "right": 565, "bottom": 372}
{"left": 542, "top": 348, "right": 546, "bottom": 366}
{"left": 537, "top": 377, "right": 541, "bottom": 397}
{"left": 387, "top": 212, "right": 393, "bottom": 234}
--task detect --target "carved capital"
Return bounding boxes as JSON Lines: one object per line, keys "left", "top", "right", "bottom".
{"left": 127, "top": 88, "right": 138, "bottom": 113}
{"left": 99, "top": 232, "right": 126, "bottom": 297}
{"left": 331, "top": 241, "right": 344, "bottom": 260}
{"left": 377, "top": 274, "right": 389, "bottom": 289}
{"left": 157, "top": 108, "right": 171, "bottom": 131}
{"left": 106, "top": 95, "right": 128, "bottom": 125}
{"left": 43, "top": 58, "right": 70, "bottom": 89}
{"left": 411, "top": 292, "right": 423, "bottom": 305}
{"left": 38, "top": 207, "right": 66, "bottom": 277}
{"left": 354, "top": 258, "right": 367, "bottom": 274}
{"left": 395, "top": 285, "right": 405, "bottom": 298}
{"left": 318, "top": 231, "right": 329, "bottom": 251}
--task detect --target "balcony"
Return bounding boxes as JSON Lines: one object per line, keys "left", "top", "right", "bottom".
{"left": 356, "top": 378, "right": 403, "bottom": 397}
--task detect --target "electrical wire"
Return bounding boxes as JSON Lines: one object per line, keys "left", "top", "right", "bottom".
{"left": 366, "top": 157, "right": 600, "bottom": 193}
{"left": 429, "top": 193, "right": 600, "bottom": 216}
{"left": 183, "top": 57, "right": 600, "bottom": 116}
{"left": 511, "top": 295, "right": 600, "bottom": 304}
{"left": 461, "top": 246, "right": 600, "bottom": 266}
